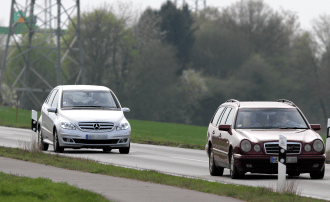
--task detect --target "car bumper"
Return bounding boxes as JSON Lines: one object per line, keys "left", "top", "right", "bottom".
{"left": 233, "top": 154, "right": 325, "bottom": 174}
{"left": 57, "top": 128, "right": 131, "bottom": 149}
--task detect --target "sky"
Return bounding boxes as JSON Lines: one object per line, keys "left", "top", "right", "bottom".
{"left": 0, "top": 0, "right": 330, "bottom": 31}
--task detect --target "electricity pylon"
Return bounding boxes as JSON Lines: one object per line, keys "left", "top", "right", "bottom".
{"left": 0, "top": 0, "right": 84, "bottom": 109}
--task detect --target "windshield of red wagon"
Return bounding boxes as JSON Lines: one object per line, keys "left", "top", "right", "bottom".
{"left": 234, "top": 108, "right": 308, "bottom": 129}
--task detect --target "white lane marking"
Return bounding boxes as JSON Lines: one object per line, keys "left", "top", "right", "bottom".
{"left": 173, "top": 156, "right": 208, "bottom": 163}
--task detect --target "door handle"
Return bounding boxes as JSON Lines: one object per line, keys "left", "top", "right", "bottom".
{"left": 219, "top": 133, "right": 222, "bottom": 138}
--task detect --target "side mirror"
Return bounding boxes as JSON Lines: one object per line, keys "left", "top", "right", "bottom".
{"left": 310, "top": 124, "right": 321, "bottom": 131}
{"left": 122, "top": 107, "right": 130, "bottom": 113}
{"left": 47, "top": 107, "right": 57, "bottom": 113}
{"left": 219, "top": 124, "right": 231, "bottom": 131}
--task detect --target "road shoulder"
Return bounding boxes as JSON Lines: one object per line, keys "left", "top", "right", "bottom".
{"left": 0, "top": 156, "right": 242, "bottom": 202}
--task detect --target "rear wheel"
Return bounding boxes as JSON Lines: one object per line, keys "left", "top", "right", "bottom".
{"left": 53, "top": 130, "right": 64, "bottom": 153}
{"left": 288, "top": 172, "right": 300, "bottom": 177}
{"left": 209, "top": 149, "right": 224, "bottom": 176}
{"left": 310, "top": 168, "right": 325, "bottom": 179}
{"left": 38, "top": 131, "right": 49, "bottom": 151}
{"left": 102, "top": 148, "right": 112, "bottom": 153}
{"left": 230, "top": 152, "right": 245, "bottom": 179}
{"left": 119, "top": 143, "right": 130, "bottom": 154}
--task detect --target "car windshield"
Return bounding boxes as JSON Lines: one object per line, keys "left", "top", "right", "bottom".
{"left": 61, "top": 90, "right": 119, "bottom": 109}
{"left": 234, "top": 108, "right": 308, "bottom": 129}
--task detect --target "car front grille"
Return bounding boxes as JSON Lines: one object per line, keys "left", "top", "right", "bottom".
{"left": 78, "top": 122, "right": 114, "bottom": 131}
{"left": 264, "top": 142, "right": 301, "bottom": 154}
{"left": 73, "top": 139, "right": 119, "bottom": 144}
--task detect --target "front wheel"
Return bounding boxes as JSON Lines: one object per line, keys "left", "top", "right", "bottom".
{"left": 119, "top": 143, "right": 130, "bottom": 154}
{"left": 230, "top": 152, "right": 245, "bottom": 179}
{"left": 310, "top": 168, "right": 325, "bottom": 179}
{"left": 209, "top": 149, "right": 224, "bottom": 176}
{"left": 53, "top": 130, "right": 64, "bottom": 153}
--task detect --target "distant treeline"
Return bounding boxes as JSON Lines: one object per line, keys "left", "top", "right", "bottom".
{"left": 2, "top": 0, "right": 330, "bottom": 132}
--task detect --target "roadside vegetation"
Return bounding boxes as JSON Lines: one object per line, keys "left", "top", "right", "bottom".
{"left": 0, "top": 106, "right": 208, "bottom": 149}
{"left": 0, "top": 171, "right": 109, "bottom": 202}
{"left": 0, "top": 106, "right": 326, "bottom": 149}
{"left": 0, "top": 146, "right": 326, "bottom": 202}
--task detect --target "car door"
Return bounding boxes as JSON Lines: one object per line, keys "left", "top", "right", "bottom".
{"left": 217, "top": 107, "right": 231, "bottom": 163}
{"left": 48, "top": 90, "right": 60, "bottom": 142}
{"left": 41, "top": 89, "right": 55, "bottom": 139}
{"left": 43, "top": 89, "right": 58, "bottom": 140}
{"left": 209, "top": 107, "right": 225, "bottom": 162}
{"left": 221, "top": 108, "right": 236, "bottom": 165}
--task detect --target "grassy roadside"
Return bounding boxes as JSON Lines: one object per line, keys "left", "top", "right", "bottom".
{"left": 0, "top": 146, "right": 325, "bottom": 202}
{"left": 0, "top": 171, "right": 109, "bottom": 202}
{"left": 1, "top": 106, "right": 326, "bottom": 149}
{"left": 0, "top": 106, "right": 207, "bottom": 149}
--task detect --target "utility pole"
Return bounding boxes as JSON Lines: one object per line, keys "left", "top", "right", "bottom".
{"left": 0, "top": 0, "right": 84, "bottom": 109}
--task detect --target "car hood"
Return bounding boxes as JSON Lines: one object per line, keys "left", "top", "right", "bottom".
{"left": 59, "top": 109, "right": 124, "bottom": 124}
{"left": 235, "top": 129, "right": 320, "bottom": 143}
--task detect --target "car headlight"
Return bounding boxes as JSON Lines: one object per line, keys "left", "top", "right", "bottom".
{"left": 60, "top": 122, "right": 76, "bottom": 130}
{"left": 241, "top": 140, "right": 251, "bottom": 152}
{"left": 304, "top": 144, "right": 311, "bottom": 152}
{"left": 313, "top": 140, "right": 324, "bottom": 152}
{"left": 254, "top": 144, "right": 261, "bottom": 152}
{"left": 116, "top": 121, "right": 130, "bottom": 130}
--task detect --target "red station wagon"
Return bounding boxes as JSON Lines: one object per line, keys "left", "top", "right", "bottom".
{"left": 206, "top": 99, "right": 325, "bottom": 179}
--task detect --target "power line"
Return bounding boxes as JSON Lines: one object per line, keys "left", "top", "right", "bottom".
{"left": 0, "top": 0, "right": 84, "bottom": 109}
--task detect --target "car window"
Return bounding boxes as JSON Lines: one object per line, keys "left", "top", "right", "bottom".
{"left": 45, "top": 89, "right": 55, "bottom": 104}
{"left": 48, "top": 89, "right": 58, "bottom": 106}
{"left": 211, "top": 107, "right": 225, "bottom": 126}
{"left": 61, "top": 90, "right": 119, "bottom": 109}
{"left": 225, "top": 108, "right": 235, "bottom": 125}
{"left": 234, "top": 108, "right": 309, "bottom": 129}
{"left": 51, "top": 90, "right": 60, "bottom": 108}
{"left": 219, "top": 108, "right": 231, "bottom": 125}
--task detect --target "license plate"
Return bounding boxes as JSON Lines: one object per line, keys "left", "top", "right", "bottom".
{"left": 270, "top": 156, "right": 297, "bottom": 163}
{"left": 86, "top": 134, "right": 107, "bottom": 140}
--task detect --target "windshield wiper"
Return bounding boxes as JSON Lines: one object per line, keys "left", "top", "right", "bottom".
{"left": 279, "top": 127, "right": 307, "bottom": 129}
{"left": 74, "top": 105, "right": 103, "bottom": 108}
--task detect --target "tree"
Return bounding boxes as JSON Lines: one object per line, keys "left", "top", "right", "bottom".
{"left": 191, "top": 9, "right": 251, "bottom": 77}
{"left": 156, "top": 1, "right": 195, "bottom": 73}
{"left": 219, "top": 0, "right": 298, "bottom": 58}
{"left": 65, "top": 5, "right": 137, "bottom": 100}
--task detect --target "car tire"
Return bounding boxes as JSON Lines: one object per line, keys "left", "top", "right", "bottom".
{"left": 38, "top": 131, "right": 49, "bottom": 151}
{"left": 53, "top": 130, "right": 64, "bottom": 153}
{"left": 119, "top": 143, "right": 130, "bottom": 154}
{"left": 209, "top": 149, "right": 224, "bottom": 176}
{"left": 288, "top": 172, "right": 300, "bottom": 177}
{"left": 230, "top": 151, "right": 245, "bottom": 179}
{"left": 310, "top": 168, "right": 325, "bottom": 179}
{"left": 103, "top": 148, "right": 112, "bottom": 153}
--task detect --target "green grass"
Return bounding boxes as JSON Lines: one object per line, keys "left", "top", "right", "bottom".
{"left": 0, "top": 106, "right": 327, "bottom": 150}
{"left": 129, "top": 119, "right": 207, "bottom": 149}
{"left": 0, "top": 106, "right": 207, "bottom": 149}
{"left": 0, "top": 171, "right": 109, "bottom": 202}
{"left": 0, "top": 146, "right": 325, "bottom": 202}
{"left": 0, "top": 106, "right": 35, "bottom": 128}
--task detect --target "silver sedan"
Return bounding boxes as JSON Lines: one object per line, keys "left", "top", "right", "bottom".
{"left": 38, "top": 85, "right": 131, "bottom": 154}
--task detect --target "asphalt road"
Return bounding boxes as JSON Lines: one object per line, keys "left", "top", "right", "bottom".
{"left": 1, "top": 126, "right": 330, "bottom": 200}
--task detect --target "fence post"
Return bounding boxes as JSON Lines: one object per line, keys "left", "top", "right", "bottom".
{"left": 278, "top": 134, "right": 287, "bottom": 193}
{"left": 31, "top": 110, "right": 37, "bottom": 151}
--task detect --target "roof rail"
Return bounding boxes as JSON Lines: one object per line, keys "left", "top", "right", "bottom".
{"left": 277, "top": 99, "right": 296, "bottom": 107}
{"left": 226, "top": 99, "right": 240, "bottom": 107}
